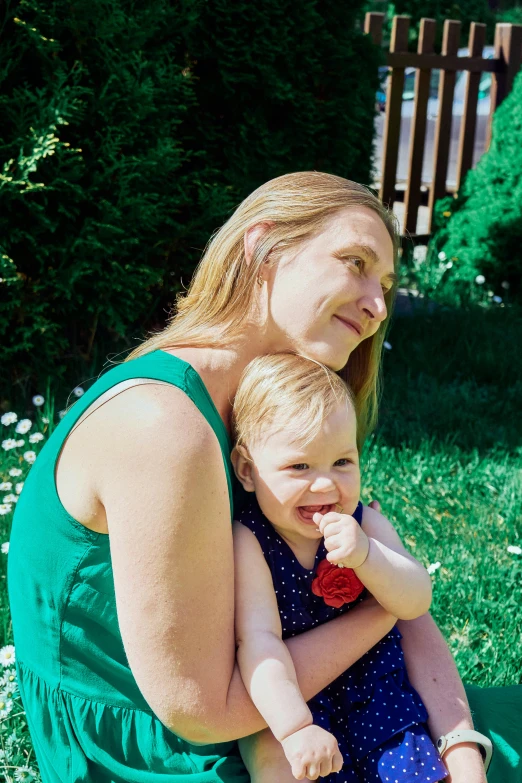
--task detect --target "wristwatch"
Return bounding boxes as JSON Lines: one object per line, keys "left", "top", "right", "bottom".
{"left": 437, "top": 729, "right": 493, "bottom": 773}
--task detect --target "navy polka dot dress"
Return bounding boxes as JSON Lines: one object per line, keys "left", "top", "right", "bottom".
{"left": 237, "top": 499, "right": 448, "bottom": 783}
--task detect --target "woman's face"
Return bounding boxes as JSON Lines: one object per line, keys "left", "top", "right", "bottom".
{"left": 261, "top": 206, "right": 396, "bottom": 371}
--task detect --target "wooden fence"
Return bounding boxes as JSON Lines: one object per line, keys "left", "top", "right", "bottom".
{"left": 365, "top": 13, "right": 522, "bottom": 241}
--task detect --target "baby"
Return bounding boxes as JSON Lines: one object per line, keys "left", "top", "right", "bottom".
{"left": 230, "top": 353, "right": 448, "bottom": 783}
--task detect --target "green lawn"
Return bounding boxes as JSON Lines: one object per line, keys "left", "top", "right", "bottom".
{"left": 362, "top": 303, "right": 522, "bottom": 686}
{"left": 0, "top": 303, "right": 520, "bottom": 780}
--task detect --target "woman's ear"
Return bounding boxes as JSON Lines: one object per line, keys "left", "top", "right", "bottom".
{"left": 231, "top": 445, "right": 256, "bottom": 492}
{"left": 244, "top": 221, "right": 275, "bottom": 268}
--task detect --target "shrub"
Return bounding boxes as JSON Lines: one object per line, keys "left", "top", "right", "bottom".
{"left": 0, "top": 0, "right": 205, "bottom": 399}
{"left": 427, "top": 68, "right": 522, "bottom": 305}
{"left": 1, "top": 0, "right": 381, "bottom": 403}
{"left": 185, "top": 0, "right": 381, "bottom": 194}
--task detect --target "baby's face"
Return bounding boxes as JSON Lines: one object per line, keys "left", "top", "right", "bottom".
{"left": 244, "top": 402, "right": 360, "bottom": 543}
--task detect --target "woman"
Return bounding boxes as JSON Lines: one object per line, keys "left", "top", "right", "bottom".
{"left": 8, "top": 172, "right": 486, "bottom": 782}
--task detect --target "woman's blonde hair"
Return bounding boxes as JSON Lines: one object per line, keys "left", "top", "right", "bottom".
{"left": 232, "top": 353, "right": 355, "bottom": 451}
{"left": 126, "top": 171, "right": 400, "bottom": 445}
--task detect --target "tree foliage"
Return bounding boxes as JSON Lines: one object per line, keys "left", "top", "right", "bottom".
{"left": 0, "top": 0, "right": 380, "bottom": 399}
{"left": 428, "top": 68, "right": 522, "bottom": 303}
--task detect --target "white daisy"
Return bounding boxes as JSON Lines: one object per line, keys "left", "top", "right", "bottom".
{"left": 1, "top": 668, "right": 17, "bottom": 687}
{"left": 3, "top": 494, "right": 18, "bottom": 504}
{"left": 14, "top": 766, "right": 36, "bottom": 782}
{"left": 23, "top": 451, "right": 36, "bottom": 464}
{"left": 427, "top": 561, "right": 441, "bottom": 575}
{"left": 475, "top": 274, "right": 486, "bottom": 285}
{"left": 0, "top": 482, "right": 12, "bottom": 491}
{"left": 32, "top": 395, "right": 45, "bottom": 407}
{"left": 15, "top": 439, "right": 25, "bottom": 447}
{"left": 15, "top": 419, "right": 32, "bottom": 435}
{"left": 0, "top": 697, "right": 13, "bottom": 719}
{"left": 15, "top": 482, "right": 24, "bottom": 494}
{"left": 42, "top": 416, "right": 49, "bottom": 424}
{"left": 2, "top": 439, "right": 18, "bottom": 451}
{"left": 2, "top": 681, "right": 18, "bottom": 699}
{"left": 73, "top": 386, "right": 85, "bottom": 397}
{"left": 29, "top": 432, "right": 44, "bottom": 444}
{"left": 0, "top": 412, "right": 17, "bottom": 426}
{"left": 9, "top": 468, "right": 22, "bottom": 477}
{"left": 507, "top": 545, "right": 522, "bottom": 556}
{"left": 58, "top": 410, "right": 67, "bottom": 419}
{"left": 437, "top": 251, "right": 447, "bottom": 261}
{"left": 0, "top": 645, "right": 16, "bottom": 666}
{"left": 6, "top": 730, "right": 17, "bottom": 748}
{"left": 0, "top": 504, "right": 12, "bottom": 516}
{"left": 1, "top": 542, "right": 9, "bottom": 554}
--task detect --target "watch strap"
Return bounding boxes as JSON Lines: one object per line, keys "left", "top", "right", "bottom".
{"left": 437, "top": 729, "right": 493, "bottom": 773}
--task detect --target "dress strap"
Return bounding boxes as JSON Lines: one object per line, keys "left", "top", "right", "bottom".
{"left": 236, "top": 499, "right": 275, "bottom": 549}
{"left": 68, "top": 378, "right": 173, "bottom": 437}
{"left": 352, "top": 501, "right": 364, "bottom": 525}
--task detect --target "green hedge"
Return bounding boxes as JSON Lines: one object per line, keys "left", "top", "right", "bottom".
{"left": 0, "top": 0, "right": 381, "bottom": 402}
{"left": 427, "top": 68, "right": 522, "bottom": 305}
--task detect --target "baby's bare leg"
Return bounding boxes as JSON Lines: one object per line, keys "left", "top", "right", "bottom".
{"left": 238, "top": 728, "right": 298, "bottom": 783}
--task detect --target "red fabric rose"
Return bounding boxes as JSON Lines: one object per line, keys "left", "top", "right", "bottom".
{"left": 311, "top": 559, "right": 365, "bottom": 608}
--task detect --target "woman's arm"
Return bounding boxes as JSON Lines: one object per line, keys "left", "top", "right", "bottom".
{"left": 224, "top": 596, "right": 396, "bottom": 741}
{"left": 399, "top": 614, "right": 487, "bottom": 783}
{"left": 366, "top": 501, "right": 486, "bottom": 782}
{"left": 93, "top": 385, "right": 396, "bottom": 745}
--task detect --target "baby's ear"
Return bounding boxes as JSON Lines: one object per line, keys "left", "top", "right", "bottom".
{"left": 231, "top": 445, "right": 256, "bottom": 492}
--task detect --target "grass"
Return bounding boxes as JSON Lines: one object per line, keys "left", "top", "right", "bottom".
{"left": 0, "top": 303, "right": 520, "bottom": 780}
{"left": 361, "top": 303, "right": 522, "bottom": 687}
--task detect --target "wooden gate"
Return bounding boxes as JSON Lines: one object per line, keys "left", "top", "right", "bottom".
{"left": 365, "top": 13, "right": 522, "bottom": 241}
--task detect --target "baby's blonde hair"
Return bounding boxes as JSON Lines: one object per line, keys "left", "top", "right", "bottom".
{"left": 232, "top": 353, "right": 356, "bottom": 451}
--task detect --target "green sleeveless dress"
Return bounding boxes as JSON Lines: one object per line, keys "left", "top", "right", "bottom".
{"left": 7, "top": 350, "right": 250, "bottom": 783}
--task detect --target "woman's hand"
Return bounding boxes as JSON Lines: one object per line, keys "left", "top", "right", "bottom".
{"left": 442, "top": 743, "right": 488, "bottom": 783}
{"left": 280, "top": 724, "right": 343, "bottom": 780}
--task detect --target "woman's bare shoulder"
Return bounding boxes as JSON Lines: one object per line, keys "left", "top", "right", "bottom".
{"left": 56, "top": 381, "right": 220, "bottom": 532}
{"left": 96, "top": 379, "right": 214, "bottom": 433}
{"left": 93, "top": 381, "right": 223, "bottom": 506}
{"left": 83, "top": 381, "right": 219, "bottom": 474}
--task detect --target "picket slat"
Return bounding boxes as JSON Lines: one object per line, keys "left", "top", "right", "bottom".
{"left": 428, "top": 20, "right": 461, "bottom": 233}
{"left": 486, "top": 23, "right": 522, "bottom": 151}
{"left": 455, "top": 23, "right": 486, "bottom": 193}
{"left": 380, "top": 16, "right": 410, "bottom": 209}
{"left": 404, "top": 18, "right": 437, "bottom": 235}
{"left": 364, "top": 11, "right": 385, "bottom": 47}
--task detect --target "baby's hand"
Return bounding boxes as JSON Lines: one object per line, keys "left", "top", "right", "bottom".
{"left": 281, "top": 724, "right": 343, "bottom": 780}
{"left": 313, "top": 511, "right": 370, "bottom": 569}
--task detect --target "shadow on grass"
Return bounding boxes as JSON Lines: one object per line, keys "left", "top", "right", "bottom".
{"left": 376, "top": 304, "right": 522, "bottom": 455}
